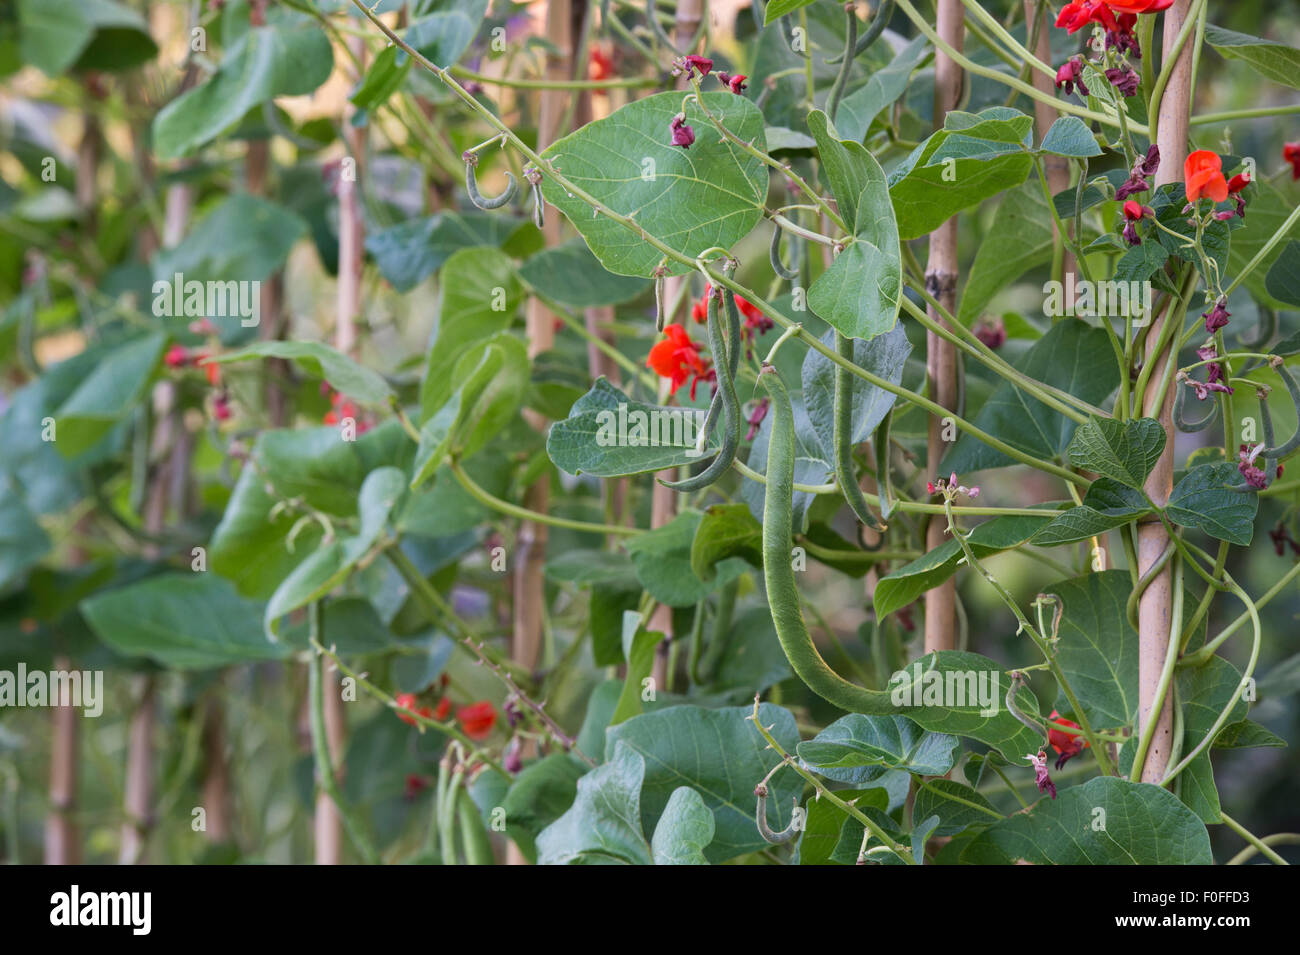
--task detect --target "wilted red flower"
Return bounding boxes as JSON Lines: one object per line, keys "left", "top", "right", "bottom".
{"left": 745, "top": 397, "right": 770, "bottom": 441}
{"left": 717, "top": 71, "right": 747, "bottom": 94}
{"left": 670, "top": 113, "right": 695, "bottom": 149}
{"left": 165, "top": 344, "right": 189, "bottom": 368}
{"left": 647, "top": 323, "right": 709, "bottom": 395}
{"left": 1027, "top": 751, "right": 1057, "bottom": 799}
{"left": 1047, "top": 710, "right": 1090, "bottom": 770}
{"left": 457, "top": 701, "right": 497, "bottom": 740}
{"left": 974, "top": 318, "right": 1006, "bottom": 349}
{"left": 1202, "top": 297, "right": 1231, "bottom": 334}
{"left": 1054, "top": 56, "right": 1089, "bottom": 97}
{"left": 212, "top": 394, "right": 232, "bottom": 421}
{"left": 395, "top": 692, "right": 433, "bottom": 727}
{"left": 1239, "top": 444, "right": 1268, "bottom": 490}
{"left": 1184, "top": 150, "right": 1229, "bottom": 203}
{"left": 682, "top": 54, "right": 713, "bottom": 77}
{"left": 1105, "top": 66, "right": 1139, "bottom": 97}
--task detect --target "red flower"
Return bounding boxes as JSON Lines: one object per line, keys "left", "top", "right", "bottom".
{"left": 647, "top": 323, "right": 709, "bottom": 395}
{"left": 395, "top": 692, "right": 433, "bottom": 727}
{"left": 690, "top": 286, "right": 772, "bottom": 338}
{"left": 1027, "top": 751, "right": 1057, "bottom": 800}
{"left": 212, "top": 394, "right": 232, "bottom": 421}
{"left": 1227, "top": 171, "right": 1252, "bottom": 193}
{"left": 1184, "top": 150, "right": 1229, "bottom": 204}
{"left": 435, "top": 696, "right": 452, "bottom": 721}
{"left": 1284, "top": 142, "right": 1300, "bottom": 180}
{"left": 1047, "top": 710, "right": 1090, "bottom": 770}
{"left": 1239, "top": 444, "right": 1268, "bottom": 490}
{"left": 589, "top": 45, "right": 614, "bottom": 82}
{"left": 165, "top": 344, "right": 189, "bottom": 368}
{"left": 1055, "top": 0, "right": 1115, "bottom": 34}
{"left": 457, "top": 701, "right": 497, "bottom": 740}
{"left": 1103, "top": 0, "right": 1173, "bottom": 13}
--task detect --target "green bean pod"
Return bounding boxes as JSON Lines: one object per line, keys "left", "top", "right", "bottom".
{"left": 661, "top": 289, "right": 740, "bottom": 491}
{"left": 759, "top": 363, "right": 893, "bottom": 713}
{"left": 466, "top": 163, "right": 517, "bottom": 210}
{"left": 456, "top": 790, "right": 495, "bottom": 865}
{"left": 833, "top": 331, "right": 885, "bottom": 531}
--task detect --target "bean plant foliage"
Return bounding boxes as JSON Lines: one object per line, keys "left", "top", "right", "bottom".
{"left": 1, "top": 0, "right": 1299, "bottom": 870}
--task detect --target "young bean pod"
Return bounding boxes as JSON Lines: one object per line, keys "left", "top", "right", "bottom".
{"left": 833, "top": 331, "right": 885, "bottom": 531}
{"left": 662, "top": 289, "right": 740, "bottom": 491}
{"left": 466, "top": 163, "right": 518, "bottom": 210}
{"left": 759, "top": 363, "right": 894, "bottom": 713}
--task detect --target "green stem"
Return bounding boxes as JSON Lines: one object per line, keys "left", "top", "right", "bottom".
{"left": 308, "top": 606, "right": 380, "bottom": 865}
{"left": 449, "top": 459, "right": 642, "bottom": 536}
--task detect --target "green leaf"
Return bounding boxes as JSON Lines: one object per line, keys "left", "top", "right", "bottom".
{"left": 804, "top": 113, "right": 903, "bottom": 339}
{"left": 958, "top": 182, "right": 1054, "bottom": 324}
{"left": 797, "top": 714, "right": 959, "bottom": 776}
{"left": 1167, "top": 462, "right": 1258, "bottom": 546}
{"left": 547, "top": 379, "right": 719, "bottom": 478}
{"left": 888, "top": 107, "right": 1036, "bottom": 240}
{"left": 835, "top": 36, "right": 930, "bottom": 143}
{"left": 963, "top": 777, "right": 1212, "bottom": 864}
{"left": 874, "top": 511, "right": 1056, "bottom": 618}
{"left": 412, "top": 333, "right": 529, "bottom": 487}
{"left": 887, "top": 651, "right": 1045, "bottom": 761}
{"left": 1229, "top": 184, "right": 1300, "bottom": 309}
{"left": 606, "top": 703, "right": 802, "bottom": 863}
{"left": 1039, "top": 116, "right": 1103, "bottom": 157}
{"left": 81, "top": 573, "right": 287, "bottom": 669}
{"left": 801, "top": 325, "right": 909, "bottom": 456}
{"left": 941, "top": 320, "right": 1120, "bottom": 474}
{"left": 349, "top": 44, "right": 411, "bottom": 111}
{"left": 519, "top": 241, "right": 650, "bottom": 308}
{"left": 263, "top": 468, "right": 405, "bottom": 637}
{"left": 797, "top": 788, "right": 891, "bottom": 865}
{"left": 1174, "top": 656, "right": 1249, "bottom": 822}
{"left": 17, "top": 0, "right": 155, "bottom": 76}
{"left": 1214, "top": 719, "right": 1285, "bottom": 749}
{"left": 690, "top": 503, "right": 763, "bottom": 581}
{"left": 1205, "top": 23, "right": 1300, "bottom": 90}
{"left": 1030, "top": 479, "right": 1149, "bottom": 546}
{"left": 625, "top": 510, "right": 748, "bottom": 607}
{"left": 1113, "top": 239, "right": 1170, "bottom": 285}
{"left": 1264, "top": 240, "right": 1300, "bottom": 309}
{"left": 53, "top": 333, "right": 165, "bottom": 457}
{"left": 404, "top": 3, "right": 486, "bottom": 68}
{"left": 211, "top": 341, "right": 394, "bottom": 405}
{"left": 650, "top": 787, "right": 715, "bottom": 865}
{"left": 764, "top": 0, "right": 817, "bottom": 25}
{"left": 539, "top": 92, "right": 767, "bottom": 277}
{"left": 501, "top": 753, "right": 588, "bottom": 852}
{"left": 0, "top": 491, "right": 51, "bottom": 590}
{"left": 419, "top": 247, "right": 524, "bottom": 420}
{"left": 365, "top": 212, "right": 522, "bottom": 293}
{"left": 913, "top": 779, "right": 1001, "bottom": 836}
{"left": 611, "top": 613, "right": 664, "bottom": 726}
{"left": 152, "top": 11, "right": 333, "bottom": 159}
{"left": 1042, "top": 571, "right": 1138, "bottom": 729}
{"left": 1067, "top": 416, "right": 1166, "bottom": 488}
{"left": 153, "top": 194, "right": 308, "bottom": 286}
{"left": 535, "top": 741, "right": 653, "bottom": 865}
